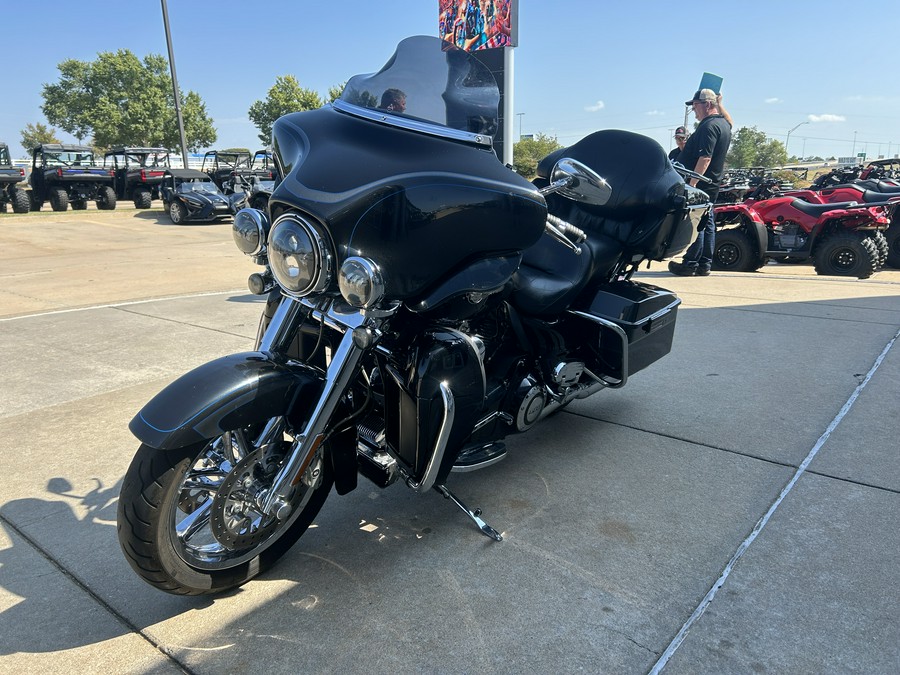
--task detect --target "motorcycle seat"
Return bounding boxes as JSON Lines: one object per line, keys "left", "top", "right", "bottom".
{"left": 510, "top": 229, "right": 622, "bottom": 316}
{"left": 790, "top": 199, "right": 858, "bottom": 216}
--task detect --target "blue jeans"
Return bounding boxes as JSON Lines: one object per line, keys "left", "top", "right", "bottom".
{"left": 682, "top": 204, "right": 716, "bottom": 270}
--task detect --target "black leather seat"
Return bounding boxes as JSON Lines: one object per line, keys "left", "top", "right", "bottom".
{"left": 791, "top": 199, "right": 857, "bottom": 216}
{"left": 510, "top": 231, "right": 595, "bottom": 316}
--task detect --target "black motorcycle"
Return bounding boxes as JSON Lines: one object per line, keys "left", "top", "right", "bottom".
{"left": 117, "top": 36, "right": 710, "bottom": 595}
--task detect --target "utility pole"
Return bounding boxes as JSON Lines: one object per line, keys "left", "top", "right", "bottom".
{"left": 161, "top": 0, "right": 189, "bottom": 168}
{"left": 516, "top": 112, "right": 525, "bottom": 140}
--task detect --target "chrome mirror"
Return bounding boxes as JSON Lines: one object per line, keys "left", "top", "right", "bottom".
{"left": 542, "top": 158, "right": 612, "bottom": 206}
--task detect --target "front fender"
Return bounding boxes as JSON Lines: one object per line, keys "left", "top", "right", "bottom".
{"left": 130, "top": 352, "right": 324, "bottom": 450}
{"left": 717, "top": 204, "right": 767, "bottom": 257}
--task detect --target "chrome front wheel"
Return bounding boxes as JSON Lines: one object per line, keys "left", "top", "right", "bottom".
{"left": 117, "top": 420, "right": 332, "bottom": 595}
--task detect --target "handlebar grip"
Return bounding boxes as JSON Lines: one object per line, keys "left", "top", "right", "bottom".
{"left": 546, "top": 214, "right": 587, "bottom": 244}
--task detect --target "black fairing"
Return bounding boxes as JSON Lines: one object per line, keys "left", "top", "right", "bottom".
{"left": 130, "top": 352, "right": 324, "bottom": 450}
{"left": 269, "top": 105, "right": 547, "bottom": 302}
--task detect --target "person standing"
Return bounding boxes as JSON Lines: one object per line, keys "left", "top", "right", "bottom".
{"left": 668, "top": 126, "right": 688, "bottom": 162}
{"left": 668, "top": 88, "right": 732, "bottom": 276}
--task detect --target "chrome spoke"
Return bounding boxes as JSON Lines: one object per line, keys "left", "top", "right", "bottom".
{"left": 176, "top": 498, "right": 213, "bottom": 542}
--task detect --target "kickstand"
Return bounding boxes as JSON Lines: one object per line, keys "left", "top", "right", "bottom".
{"left": 434, "top": 484, "right": 503, "bottom": 541}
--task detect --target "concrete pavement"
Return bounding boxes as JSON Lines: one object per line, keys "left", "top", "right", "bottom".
{"left": 1, "top": 207, "right": 898, "bottom": 673}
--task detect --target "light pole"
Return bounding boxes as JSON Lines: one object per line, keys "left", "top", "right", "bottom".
{"left": 161, "top": 0, "right": 189, "bottom": 168}
{"left": 785, "top": 121, "right": 809, "bottom": 159}
{"left": 516, "top": 112, "right": 525, "bottom": 140}
{"left": 852, "top": 130, "right": 857, "bottom": 156}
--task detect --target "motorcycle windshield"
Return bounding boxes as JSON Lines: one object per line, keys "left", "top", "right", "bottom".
{"left": 338, "top": 35, "right": 499, "bottom": 140}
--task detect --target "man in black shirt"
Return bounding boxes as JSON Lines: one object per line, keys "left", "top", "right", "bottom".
{"left": 669, "top": 88, "right": 732, "bottom": 276}
{"left": 668, "top": 126, "right": 688, "bottom": 162}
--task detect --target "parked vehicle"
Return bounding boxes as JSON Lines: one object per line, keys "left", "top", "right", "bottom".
{"left": 116, "top": 35, "right": 709, "bottom": 595}
{"left": 712, "top": 183, "right": 889, "bottom": 278}
{"left": 104, "top": 147, "right": 171, "bottom": 208}
{"left": 160, "top": 169, "right": 238, "bottom": 224}
{"left": 756, "top": 176, "right": 900, "bottom": 269}
{"left": 28, "top": 144, "right": 116, "bottom": 212}
{"left": 200, "top": 150, "right": 252, "bottom": 194}
{"left": 239, "top": 174, "right": 274, "bottom": 211}
{"left": 0, "top": 142, "right": 30, "bottom": 213}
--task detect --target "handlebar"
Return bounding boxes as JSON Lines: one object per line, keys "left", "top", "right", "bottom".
{"left": 545, "top": 214, "right": 586, "bottom": 255}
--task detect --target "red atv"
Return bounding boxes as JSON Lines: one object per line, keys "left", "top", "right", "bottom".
{"left": 757, "top": 176, "right": 900, "bottom": 269}
{"left": 712, "top": 181, "right": 890, "bottom": 278}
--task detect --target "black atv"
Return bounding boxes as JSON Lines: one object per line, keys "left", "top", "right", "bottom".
{"left": 0, "top": 142, "right": 30, "bottom": 213}
{"left": 29, "top": 144, "right": 116, "bottom": 211}
{"left": 104, "top": 147, "right": 171, "bottom": 208}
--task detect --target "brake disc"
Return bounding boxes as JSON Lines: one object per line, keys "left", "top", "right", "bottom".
{"left": 209, "top": 449, "right": 282, "bottom": 551}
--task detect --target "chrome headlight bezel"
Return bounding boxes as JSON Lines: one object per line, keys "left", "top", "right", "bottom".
{"left": 267, "top": 212, "right": 334, "bottom": 297}
{"left": 232, "top": 207, "right": 269, "bottom": 256}
{"left": 338, "top": 256, "right": 385, "bottom": 308}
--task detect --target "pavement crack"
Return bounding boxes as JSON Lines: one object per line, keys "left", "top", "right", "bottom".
{"left": 112, "top": 305, "right": 251, "bottom": 339}
{"left": 0, "top": 512, "right": 197, "bottom": 675}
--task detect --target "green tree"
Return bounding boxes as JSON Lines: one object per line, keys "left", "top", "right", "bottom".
{"left": 726, "top": 125, "right": 788, "bottom": 168}
{"left": 513, "top": 133, "right": 563, "bottom": 179}
{"left": 20, "top": 122, "right": 61, "bottom": 153}
{"left": 248, "top": 76, "right": 324, "bottom": 145}
{"left": 41, "top": 50, "right": 217, "bottom": 153}
{"left": 327, "top": 82, "right": 346, "bottom": 103}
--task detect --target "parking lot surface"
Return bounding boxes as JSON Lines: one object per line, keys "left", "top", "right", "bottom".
{"left": 1, "top": 207, "right": 898, "bottom": 673}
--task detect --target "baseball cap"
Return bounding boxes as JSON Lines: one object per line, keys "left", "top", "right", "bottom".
{"left": 685, "top": 88, "right": 717, "bottom": 106}
{"left": 674, "top": 126, "right": 687, "bottom": 138}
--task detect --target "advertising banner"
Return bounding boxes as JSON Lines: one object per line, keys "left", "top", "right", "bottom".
{"left": 439, "top": 0, "right": 518, "bottom": 51}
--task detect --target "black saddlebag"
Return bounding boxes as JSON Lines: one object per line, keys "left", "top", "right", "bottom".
{"left": 573, "top": 281, "right": 679, "bottom": 381}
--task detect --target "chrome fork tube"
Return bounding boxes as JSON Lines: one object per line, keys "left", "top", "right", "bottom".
{"left": 257, "top": 296, "right": 307, "bottom": 352}
{"left": 262, "top": 310, "right": 371, "bottom": 517}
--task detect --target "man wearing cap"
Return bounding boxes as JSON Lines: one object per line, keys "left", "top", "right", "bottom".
{"left": 668, "top": 126, "right": 688, "bottom": 162}
{"left": 669, "top": 88, "right": 732, "bottom": 277}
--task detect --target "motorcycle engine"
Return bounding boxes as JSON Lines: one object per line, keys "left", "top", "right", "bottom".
{"left": 773, "top": 221, "right": 808, "bottom": 250}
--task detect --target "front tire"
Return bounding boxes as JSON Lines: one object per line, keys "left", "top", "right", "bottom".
{"left": 869, "top": 232, "right": 888, "bottom": 269}
{"left": 117, "top": 427, "right": 333, "bottom": 595}
{"left": 813, "top": 231, "right": 878, "bottom": 279}
{"left": 12, "top": 189, "right": 30, "bottom": 213}
{"left": 712, "top": 228, "right": 762, "bottom": 272}
{"left": 885, "top": 225, "right": 900, "bottom": 269}
{"left": 50, "top": 188, "right": 69, "bottom": 212}
{"left": 134, "top": 188, "right": 152, "bottom": 209}
{"left": 97, "top": 186, "right": 117, "bottom": 210}
{"left": 169, "top": 200, "right": 187, "bottom": 224}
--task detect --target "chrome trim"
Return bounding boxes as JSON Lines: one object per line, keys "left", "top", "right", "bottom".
{"left": 268, "top": 212, "right": 335, "bottom": 297}
{"left": 442, "top": 328, "right": 487, "bottom": 400}
{"left": 262, "top": 320, "right": 371, "bottom": 515}
{"left": 644, "top": 298, "right": 681, "bottom": 323}
{"left": 333, "top": 99, "right": 493, "bottom": 148}
{"left": 472, "top": 411, "right": 513, "bottom": 433}
{"left": 339, "top": 256, "right": 385, "bottom": 309}
{"left": 567, "top": 310, "right": 629, "bottom": 388}
{"left": 258, "top": 296, "right": 307, "bottom": 352}
{"left": 408, "top": 381, "right": 455, "bottom": 493}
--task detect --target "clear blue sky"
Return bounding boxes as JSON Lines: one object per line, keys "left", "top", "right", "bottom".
{"left": 4, "top": 1, "right": 899, "bottom": 161}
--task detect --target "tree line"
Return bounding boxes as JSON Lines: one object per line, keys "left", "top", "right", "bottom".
{"left": 24, "top": 50, "right": 800, "bottom": 173}
{"left": 20, "top": 50, "right": 343, "bottom": 155}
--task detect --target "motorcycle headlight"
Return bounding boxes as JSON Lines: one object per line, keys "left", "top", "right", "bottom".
{"left": 268, "top": 212, "right": 334, "bottom": 296}
{"left": 232, "top": 207, "right": 269, "bottom": 256}
{"left": 339, "top": 257, "right": 384, "bottom": 308}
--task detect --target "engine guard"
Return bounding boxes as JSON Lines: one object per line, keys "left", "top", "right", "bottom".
{"left": 130, "top": 352, "right": 324, "bottom": 450}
